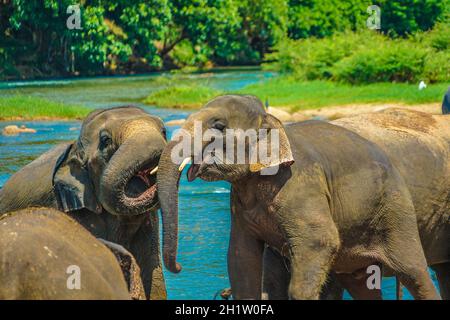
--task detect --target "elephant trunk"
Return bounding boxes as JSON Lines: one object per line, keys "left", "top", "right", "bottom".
{"left": 157, "top": 139, "right": 183, "bottom": 273}
{"left": 100, "top": 129, "right": 165, "bottom": 216}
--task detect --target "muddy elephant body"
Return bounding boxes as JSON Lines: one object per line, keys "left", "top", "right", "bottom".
{"left": 157, "top": 95, "right": 449, "bottom": 300}
{"left": 264, "top": 109, "right": 450, "bottom": 300}
{"left": 331, "top": 109, "right": 449, "bottom": 298}
{"left": 0, "top": 106, "right": 167, "bottom": 299}
{"left": 0, "top": 208, "right": 137, "bottom": 299}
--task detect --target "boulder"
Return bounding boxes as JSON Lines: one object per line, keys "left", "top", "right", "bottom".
{"left": 2, "top": 125, "right": 37, "bottom": 136}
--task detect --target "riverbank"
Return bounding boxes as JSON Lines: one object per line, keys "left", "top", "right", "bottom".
{"left": 143, "top": 77, "right": 449, "bottom": 112}
{"left": 0, "top": 96, "right": 92, "bottom": 120}
{"left": 2, "top": 72, "right": 447, "bottom": 121}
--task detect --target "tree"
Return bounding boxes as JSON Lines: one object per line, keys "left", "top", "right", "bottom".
{"left": 374, "top": 0, "right": 449, "bottom": 36}
{"left": 287, "top": 0, "right": 369, "bottom": 39}
{"left": 164, "top": 0, "right": 288, "bottom": 66}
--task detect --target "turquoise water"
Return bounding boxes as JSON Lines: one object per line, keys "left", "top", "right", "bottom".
{"left": 0, "top": 70, "right": 438, "bottom": 299}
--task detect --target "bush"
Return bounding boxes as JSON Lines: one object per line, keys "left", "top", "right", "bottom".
{"left": 332, "top": 41, "right": 428, "bottom": 84}
{"left": 424, "top": 22, "right": 450, "bottom": 51}
{"left": 266, "top": 26, "right": 450, "bottom": 84}
{"left": 422, "top": 50, "right": 450, "bottom": 83}
{"left": 265, "top": 31, "right": 383, "bottom": 80}
{"left": 169, "top": 39, "right": 211, "bottom": 69}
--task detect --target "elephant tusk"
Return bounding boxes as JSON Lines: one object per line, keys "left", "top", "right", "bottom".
{"left": 150, "top": 166, "right": 158, "bottom": 175}
{"left": 178, "top": 157, "right": 191, "bottom": 172}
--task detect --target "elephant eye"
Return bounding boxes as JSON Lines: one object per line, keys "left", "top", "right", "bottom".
{"left": 99, "top": 132, "right": 112, "bottom": 150}
{"left": 212, "top": 121, "right": 226, "bottom": 132}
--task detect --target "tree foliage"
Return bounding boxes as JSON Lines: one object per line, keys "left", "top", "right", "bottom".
{"left": 0, "top": 0, "right": 448, "bottom": 79}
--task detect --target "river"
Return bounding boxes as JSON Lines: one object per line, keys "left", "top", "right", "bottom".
{"left": 0, "top": 69, "right": 436, "bottom": 299}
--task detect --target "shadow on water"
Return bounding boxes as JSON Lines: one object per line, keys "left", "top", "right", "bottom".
{"left": 0, "top": 70, "right": 439, "bottom": 299}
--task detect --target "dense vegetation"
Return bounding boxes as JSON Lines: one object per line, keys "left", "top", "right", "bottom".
{"left": 266, "top": 23, "right": 450, "bottom": 84}
{"left": 1, "top": 0, "right": 448, "bottom": 80}
{"left": 0, "top": 95, "right": 91, "bottom": 120}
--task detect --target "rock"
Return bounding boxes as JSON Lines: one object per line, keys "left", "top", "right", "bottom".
{"left": 165, "top": 119, "right": 186, "bottom": 126}
{"left": 291, "top": 112, "right": 310, "bottom": 122}
{"left": 2, "top": 125, "right": 37, "bottom": 136}
{"left": 267, "top": 107, "right": 294, "bottom": 122}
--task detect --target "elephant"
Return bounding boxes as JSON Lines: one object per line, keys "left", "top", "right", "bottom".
{"left": 156, "top": 95, "right": 449, "bottom": 300}
{"left": 97, "top": 238, "right": 146, "bottom": 299}
{"left": 0, "top": 106, "right": 167, "bottom": 299}
{"left": 0, "top": 207, "right": 143, "bottom": 299}
{"left": 443, "top": 87, "right": 450, "bottom": 115}
{"left": 331, "top": 108, "right": 449, "bottom": 299}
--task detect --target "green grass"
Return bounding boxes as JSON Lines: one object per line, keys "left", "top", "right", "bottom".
{"left": 0, "top": 95, "right": 92, "bottom": 120}
{"left": 240, "top": 77, "right": 449, "bottom": 112}
{"left": 142, "top": 77, "right": 448, "bottom": 112}
{"left": 144, "top": 85, "right": 222, "bottom": 109}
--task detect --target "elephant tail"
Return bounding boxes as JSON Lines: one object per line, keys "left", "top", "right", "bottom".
{"left": 442, "top": 88, "right": 450, "bottom": 115}
{"left": 396, "top": 277, "right": 403, "bottom": 300}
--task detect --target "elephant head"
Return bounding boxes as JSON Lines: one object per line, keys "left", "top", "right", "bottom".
{"left": 53, "top": 106, "right": 166, "bottom": 216}
{"left": 157, "top": 95, "right": 294, "bottom": 273}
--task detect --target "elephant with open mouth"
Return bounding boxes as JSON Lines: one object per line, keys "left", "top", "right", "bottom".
{"left": 0, "top": 106, "right": 167, "bottom": 299}
{"left": 157, "top": 95, "right": 449, "bottom": 300}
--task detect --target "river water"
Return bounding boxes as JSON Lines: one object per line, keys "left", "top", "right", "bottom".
{"left": 0, "top": 69, "right": 437, "bottom": 299}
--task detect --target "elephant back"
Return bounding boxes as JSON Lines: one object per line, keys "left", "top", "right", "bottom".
{"left": 0, "top": 143, "right": 70, "bottom": 214}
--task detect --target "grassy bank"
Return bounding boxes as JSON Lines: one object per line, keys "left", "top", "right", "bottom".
{"left": 143, "top": 77, "right": 449, "bottom": 111}
{"left": 144, "top": 85, "right": 221, "bottom": 109}
{"left": 0, "top": 95, "right": 91, "bottom": 120}
{"left": 242, "top": 78, "right": 449, "bottom": 112}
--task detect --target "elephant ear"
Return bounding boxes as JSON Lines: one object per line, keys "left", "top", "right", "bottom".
{"left": 52, "top": 143, "right": 101, "bottom": 213}
{"left": 249, "top": 113, "right": 294, "bottom": 175}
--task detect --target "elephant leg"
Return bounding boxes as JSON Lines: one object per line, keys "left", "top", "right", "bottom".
{"left": 320, "top": 272, "right": 345, "bottom": 300}
{"left": 278, "top": 202, "right": 340, "bottom": 300}
{"left": 262, "top": 246, "right": 290, "bottom": 300}
{"left": 431, "top": 263, "right": 450, "bottom": 300}
{"left": 288, "top": 244, "right": 338, "bottom": 300}
{"left": 228, "top": 215, "right": 265, "bottom": 300}
{"left": 130, "top": 214, "right": 167, "bottom": 300}
{"left": 380, "top": 215, "right": 440, "bottom": 299}
{"left": 262, "top": 247, "right": 344, "bottom": 300}
{"left": 335, "top": 271, "right": 382, "bottom": 300}
{"left": 368, "top": 188, "right": 441, "bottom": 300}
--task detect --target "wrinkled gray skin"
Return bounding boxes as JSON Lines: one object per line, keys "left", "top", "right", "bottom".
{"left": 264, "top": 93, "right": 450, "bottom": 300}
{"left": 0, "top": 106, "right": 167, "bottom": 299}
{"left": 97, "top": 238, "right": 146, "bottom": 300}
{"left": 332, "top": 108, "right": 449, "bottom": 299}
{"left": 157, "top": 95, "right": 449, "bottom": 300}
{"left": 0, "top": 208, "right": 132, "bottom": 299}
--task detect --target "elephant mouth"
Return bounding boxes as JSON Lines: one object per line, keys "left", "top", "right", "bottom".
{"left": 187, "top": 162, "right": 200, "bottom": 182}
{"left": 124, "top": 161, "right": 159, "bottom": 206}
{"left": 186, "top": 153, "right": 221, "bottom": 182}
